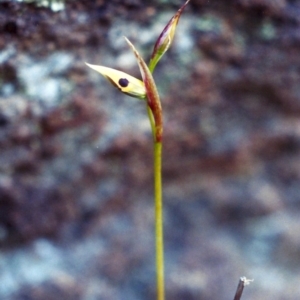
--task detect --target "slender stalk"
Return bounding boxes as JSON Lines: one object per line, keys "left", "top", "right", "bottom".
{"left": 147, "top": 105, "right": 156, "bottom": 142}
{"left": 147, "top": 59, "right": 165, "bottom": 300}
{"left": 154, "top": 140, "right": 164, "bottom": 300}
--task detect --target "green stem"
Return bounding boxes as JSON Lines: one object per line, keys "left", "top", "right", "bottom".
{"left": 149, "top": 59, "right": 156, "bottom": 74}
{"left": 148, "top": 52, "right": 164, "bottom": 300}
{"left": 147, "top": 105, "right": 156, "bottom": 142}
{"left": 154, "top": 140, "right": 164, "bottom": 300}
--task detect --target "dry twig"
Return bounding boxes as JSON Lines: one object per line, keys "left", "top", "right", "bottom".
{"left": 233, "top": 277, "right": 253, "bottom": 300}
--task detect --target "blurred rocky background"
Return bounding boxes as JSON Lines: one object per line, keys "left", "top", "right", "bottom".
{"left": 1, "top": 0, "right": 300, "bottom": 299}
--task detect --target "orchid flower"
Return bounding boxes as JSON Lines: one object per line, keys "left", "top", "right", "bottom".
{"left": 85, "top": 2, "right": 190, "bottom": 299}
{"left": 85, "top": 63, "right": 146, "bottom": 99}
{"left": 85, "top": 0, "right": 189, "bottom": 140}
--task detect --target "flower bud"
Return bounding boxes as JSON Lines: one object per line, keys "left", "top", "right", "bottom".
{"left": 149, "top": 0, "right": 190, "bottom": 72}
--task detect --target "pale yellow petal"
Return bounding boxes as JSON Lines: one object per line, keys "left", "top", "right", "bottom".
{"left": 85, "top": 63, "right": 146, "bottom": 99}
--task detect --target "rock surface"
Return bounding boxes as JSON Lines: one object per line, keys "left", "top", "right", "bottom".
{"left": 1, "top": 0, "right": 300, "bottom": 299}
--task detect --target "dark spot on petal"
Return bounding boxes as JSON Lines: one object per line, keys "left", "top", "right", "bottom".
{"left": 119, "top": 78, "right": 129, "bottom": 87}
